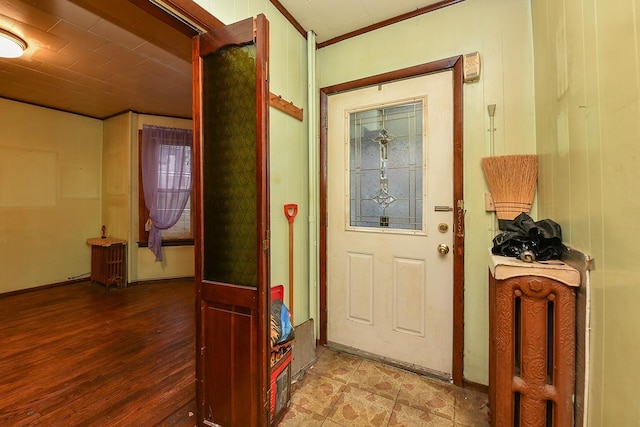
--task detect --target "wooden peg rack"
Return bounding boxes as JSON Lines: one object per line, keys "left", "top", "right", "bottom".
{"left": 269, "top": 92, "right": 303, "bottom": 121}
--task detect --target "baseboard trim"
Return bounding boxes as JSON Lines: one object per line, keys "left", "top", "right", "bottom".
{"left": 463, "top": 378, "right": 488, "bottom": 394}
{"left": 126, "top": 276, "right": 195, "bottom": 287}
{"left": 0, "top": 278, "right": 87, "bottom": 298}
{"left": 0, "top": 276, "right": 196, "bottom": 298}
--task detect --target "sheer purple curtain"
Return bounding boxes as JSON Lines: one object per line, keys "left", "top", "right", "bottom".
{"left": 141, "top": 124, "right": 193, "bottom": 261}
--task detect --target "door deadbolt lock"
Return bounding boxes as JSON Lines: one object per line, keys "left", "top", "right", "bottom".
{"left": 438, "top": 223, "right": 449, "bottom": 233}
{"left": 437, "top": 243, "right": 450, "bottom": 255}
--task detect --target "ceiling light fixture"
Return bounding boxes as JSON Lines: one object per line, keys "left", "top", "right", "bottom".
{"left": 0, "top": 29, "right": 27, "bottom": 58}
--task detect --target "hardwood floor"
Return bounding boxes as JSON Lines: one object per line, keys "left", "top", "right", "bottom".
{"left": 0, "top": 279, "right": 197, "bottom": 427}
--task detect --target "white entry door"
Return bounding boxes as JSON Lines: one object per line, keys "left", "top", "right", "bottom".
{"left": 327, "top": 71, "right": 454, "bottom": 378}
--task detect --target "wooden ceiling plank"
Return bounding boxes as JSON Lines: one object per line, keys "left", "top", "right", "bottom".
{"left": 47, "top": 0, "right": 102, "bottom": 30}
{"left": 90, "top": 18, "right": 147, "bottom": 50}
{"left": 31, "top": 46, "right": 77, "bottom": 68}
{"left": 49, "top": 20, "right": 109, "bottom": 50}
{"left": 0, "top": 1, "right": 59, "bottom": 33}
{"left": 0, "top": 0, "right": 194, "bottom": 119}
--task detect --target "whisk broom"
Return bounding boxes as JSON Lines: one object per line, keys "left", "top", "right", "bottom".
{"left": 481, "top": 155, "right": 538, "bottom": 229}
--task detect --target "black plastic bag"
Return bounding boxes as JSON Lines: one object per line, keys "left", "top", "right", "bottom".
{"left": 491, "top": 213, "right": 566, "bottom": 261}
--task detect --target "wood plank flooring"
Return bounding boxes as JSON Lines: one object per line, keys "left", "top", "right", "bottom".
{"left": 0, "top": 279, "right": 197, "bottom": 426}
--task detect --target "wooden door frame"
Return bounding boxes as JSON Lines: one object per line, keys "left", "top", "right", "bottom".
{"left": 192, "top": 15, "right": 271, "bottom": 427}
{"left": 131, "top": 1, "right": 271, "bottom": 424}
{"left": 318, "top": 56, "right": 465, "bottom": 386}
{"left": 129, "top": 0, "right": 225, "bottom": 37}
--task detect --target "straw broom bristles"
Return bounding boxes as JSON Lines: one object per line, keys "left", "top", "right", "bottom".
{"left": 481, "top": 155, "right": 538, "bottom": 220}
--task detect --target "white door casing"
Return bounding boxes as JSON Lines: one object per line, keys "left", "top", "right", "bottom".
{"left": 327, "top": 71, "right": 454, "bottom": 378}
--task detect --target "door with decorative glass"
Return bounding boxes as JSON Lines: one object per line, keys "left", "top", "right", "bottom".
{"left": 193, "top": 15, "right": 270, "bottom": 426}
{"left": 327, "top": 71, "right": 454, "bottom": 378}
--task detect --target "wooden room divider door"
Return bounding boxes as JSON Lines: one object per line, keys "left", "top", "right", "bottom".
{"left": 193, "top": 15, "right": 270, "bottom": 427}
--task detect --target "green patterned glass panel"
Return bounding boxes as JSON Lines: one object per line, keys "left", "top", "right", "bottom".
{"left": 202, "top": 44, "right": 258, "bottom": 287}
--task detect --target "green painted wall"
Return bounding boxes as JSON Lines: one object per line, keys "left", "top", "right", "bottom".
{"left": 200, "top": 0, "right": 539, "bottom": 385}
{"left": 4, "top": 0, "right": 638, "bottom": 422}
{"left": 317, "top": 0, "right": 537, "bottom": 385}
{"left": 196, "top": 0, "right": 312, "bottom": 321}
{"left": 531, "top": 0, "right": 640, "bottom": 424}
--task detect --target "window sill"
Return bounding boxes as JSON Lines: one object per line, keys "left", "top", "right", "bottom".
{"left": 137, "top": 239, "right": 194, "bottom": 248}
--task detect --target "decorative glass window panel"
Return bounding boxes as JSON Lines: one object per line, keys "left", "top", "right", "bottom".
{"left": 348, "top": 100, "right": 425, "bottom": 232}
{"left": 202, "top": 44, "right": 258, "bottom": 287}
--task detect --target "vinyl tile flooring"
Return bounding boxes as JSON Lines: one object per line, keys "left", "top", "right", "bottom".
{"left": 279, "top": 347, "right": 489, "bottom": 427}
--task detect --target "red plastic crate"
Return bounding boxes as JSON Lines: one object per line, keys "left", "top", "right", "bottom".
{"left": 270, "top": 346, "right": 292, "bottom": 425}
{"left": 271, "top": 284, "right": 284, "bottom": 302}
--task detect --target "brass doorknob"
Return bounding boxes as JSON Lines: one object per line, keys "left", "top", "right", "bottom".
{"left": 437, "top": 243, "right": 450, "bottom": 255}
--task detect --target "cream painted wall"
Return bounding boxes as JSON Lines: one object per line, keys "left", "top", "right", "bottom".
{"left": 531, "top": 0, "right": 640, "bottom": 425}
{"left": 195, "top": 0, "right": 311, "bottom": 321}
{"left": 103, "top": 112, "right": 195, "bottom": 284}
{"left": 103, "top": 113, "right": 132, "bottom": 242}
{"left": 317, "top": 0, "right": 537, "bottom": 385}
{"left": 0, "top": 103, "right": 194, "bottom": 292}
{"left": 132, "top": 114, "right": 195, "bottom": 282}
{"left": 0, "top": 99, "right": 102, "bottom": 292}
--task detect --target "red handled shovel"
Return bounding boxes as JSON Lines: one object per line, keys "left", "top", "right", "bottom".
{"left": 284, "top": 203, "right": 298, "bottom": 323}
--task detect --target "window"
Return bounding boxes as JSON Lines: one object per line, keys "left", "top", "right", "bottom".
{"left": 155, "top": 143, "right": 192, "bottom": 239}
{"left": 138, "top": 129, "right": 194, "bottom": 246}
{"left": 348, "top": 100, "right": 425, "bottom": 232}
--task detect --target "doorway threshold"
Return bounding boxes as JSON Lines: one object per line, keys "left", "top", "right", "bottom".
{"left": 326, "top": 341, "right": 452, "bottom": 384}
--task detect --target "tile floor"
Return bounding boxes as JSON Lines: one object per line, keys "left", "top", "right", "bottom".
{"left": 278, "top": 347, "right": 489, "bottom": 427}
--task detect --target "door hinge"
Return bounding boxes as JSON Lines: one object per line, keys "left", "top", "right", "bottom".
{"left": 263, "top": 230, "right": 270, "bottom": 253}
{"left": 200, "top": 346, "right": 206, "bottom": 356}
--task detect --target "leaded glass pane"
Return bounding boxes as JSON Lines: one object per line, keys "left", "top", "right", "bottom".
{"left": 349, "top": 101, "right": 424, "bottom": 231}
{"left": 202, "top": 44, "right": 258, "bottom": 286}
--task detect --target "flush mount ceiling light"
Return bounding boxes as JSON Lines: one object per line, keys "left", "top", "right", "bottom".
{"left": 0, "top": 29, "right": 27, "bottom": 58}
